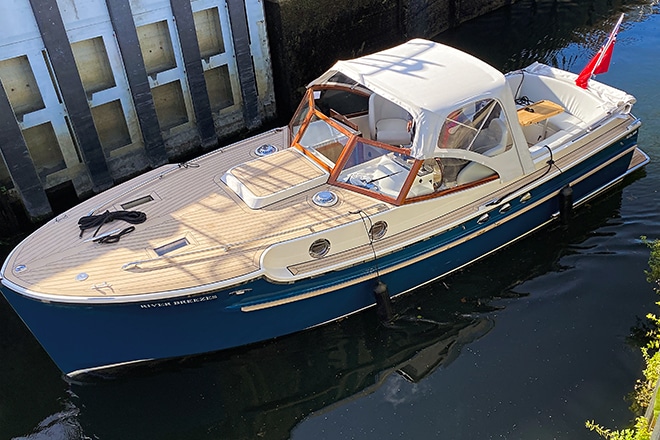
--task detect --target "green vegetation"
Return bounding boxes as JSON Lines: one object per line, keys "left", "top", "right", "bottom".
{"left": 586, "top": 417, "right": 650, "bottom": 440}
{"left": 586, "top": 237, "right": 660, "bottom": 439}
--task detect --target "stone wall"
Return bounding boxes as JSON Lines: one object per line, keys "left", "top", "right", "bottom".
{"left": 265, "top": 0, "right": 516, "bottom": 117}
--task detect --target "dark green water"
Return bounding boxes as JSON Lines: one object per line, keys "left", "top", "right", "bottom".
{"left": 2, "top": 1, "right": 660, "bottom": 438}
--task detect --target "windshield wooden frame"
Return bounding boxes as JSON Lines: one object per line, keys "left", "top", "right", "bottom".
{"left": 289, "top": 87, "right": 368, "bottom": 172}
{"left": 328, "top": 137, "right": 418, "bottom": 205}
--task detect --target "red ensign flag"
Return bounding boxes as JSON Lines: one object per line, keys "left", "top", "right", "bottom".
{"left": 576, "top": 13, "right": 625, "bottom": 89}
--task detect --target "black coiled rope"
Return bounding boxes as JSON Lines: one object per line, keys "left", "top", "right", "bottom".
{"left": 78, "top": 210, "right": 147, "bottom": 239}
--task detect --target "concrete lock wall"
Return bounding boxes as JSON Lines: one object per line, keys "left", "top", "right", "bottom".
{"left": 0, "top": 0, "right": 275, "bottom": 221}
{"left": 264, "top": 0, "right": 516, "bottom": 117}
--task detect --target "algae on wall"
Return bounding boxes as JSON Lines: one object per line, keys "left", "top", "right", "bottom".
{"left": 265, "top": 0, "right": 403, "bottom": 117}
{"left": 264, "top": 0, "right": 515, "bottom": 117}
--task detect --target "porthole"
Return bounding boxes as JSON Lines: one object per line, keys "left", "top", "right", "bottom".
{"left": 309, "top": 238, "right": 331, "bottom": 259}
{"left": 368, "top": 221, "right": 388, "bottom": 240}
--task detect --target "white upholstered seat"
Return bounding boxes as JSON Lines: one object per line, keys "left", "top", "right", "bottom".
{"left": 368, "top": 94, "right": 411, "bottom": 145}
{"left": 456, "top": 119, "right": 508, "bottom": 185}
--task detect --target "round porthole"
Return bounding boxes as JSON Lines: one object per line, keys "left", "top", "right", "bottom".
{"left": 255, "top": 144, "right": 278, "bottom": 157}
{"left": 312, "top": 190, "right": 338, "bottom": 207}
{"left": 368, "top": 221, "right": 388, "bottom": 240}
{"left": 309, "top": 238, "right": 331, "bottom": 259}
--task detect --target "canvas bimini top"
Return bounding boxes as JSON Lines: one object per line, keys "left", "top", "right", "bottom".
{"left": 309, "top": 39, "right": 510, "bottom": 160}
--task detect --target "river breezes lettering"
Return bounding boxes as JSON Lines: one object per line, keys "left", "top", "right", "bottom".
{"left": 140, "top": 294, "right": 218, "bottom": 309}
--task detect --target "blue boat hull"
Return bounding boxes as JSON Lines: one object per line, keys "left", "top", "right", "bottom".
{"left": 0, "top": 130, "right": 645, "bottom": 375}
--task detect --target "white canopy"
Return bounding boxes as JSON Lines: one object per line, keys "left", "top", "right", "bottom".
{"left": 309, "top": 39, "right": 509, "bottom": 159}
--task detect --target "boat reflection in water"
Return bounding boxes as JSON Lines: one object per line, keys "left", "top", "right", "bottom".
{"left": 68, "top": 289, "right": 497, "bottom": 440}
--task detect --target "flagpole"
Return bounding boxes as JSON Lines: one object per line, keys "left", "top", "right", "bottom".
{"left": 590, "top": 13, "right": 624, "bottom": 78}
{"left": 575, "top": 13, "right": 625, "bottom": 89}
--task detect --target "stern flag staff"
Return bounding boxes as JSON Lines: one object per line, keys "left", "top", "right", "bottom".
{"left": 575, "top": 13, "right": 625, "bottom": 89}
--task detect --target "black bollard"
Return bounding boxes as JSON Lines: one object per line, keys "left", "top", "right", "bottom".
{"left": 373, "top": 280, "right": 394, "bottom": 323}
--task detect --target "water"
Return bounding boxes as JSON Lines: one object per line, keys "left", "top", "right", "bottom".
{"left": 2, "top": 1, "right": 660, "bottom": 439}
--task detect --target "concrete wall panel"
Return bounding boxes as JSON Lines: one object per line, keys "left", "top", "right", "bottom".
{"left": 22, "top": 122, "right": 66, "bottom": 181}
{"left": 0, "top": 56, "right": 45, "bottom": 119}
{"left": 0, "top": 0, "right": 278, "bottom": 218}
{"left": 71, "top": 36, "right": 116, "bottom": 95}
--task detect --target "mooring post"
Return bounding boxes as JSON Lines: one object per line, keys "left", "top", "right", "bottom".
{"left": 0, "top": 79, "right": 53, "bottom": 222}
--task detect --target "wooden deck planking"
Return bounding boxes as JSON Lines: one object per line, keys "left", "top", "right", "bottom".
{"left": 4, "top": 129, "right": 382, "bottom": 297}
{"left": 228, "top": 149, "right": 326, "bottom": 197}
{"left": 630, "top": 148, "right": 648, "bottom": 170}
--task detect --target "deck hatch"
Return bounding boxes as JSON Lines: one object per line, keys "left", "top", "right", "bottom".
{"left": 154, "top": 237, "right": 189, "bottom": 256}
{"left": 255, "top": 144, "right": 278, "bottom": 156}
{"left": 121, "top": 195, "right": 154, "bottom": 210}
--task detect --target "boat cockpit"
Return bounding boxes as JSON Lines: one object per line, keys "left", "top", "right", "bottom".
{"left": 289, "top": 73, "right": 515, "bottom": 205}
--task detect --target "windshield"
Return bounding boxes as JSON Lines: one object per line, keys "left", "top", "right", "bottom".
{"left": 331, "top": 139, "right": 414, "bottom": 203}
{"left": 288, "top": 82, "right": 446, "bottom": 204}
{"left": 290, "top": 87, "right": 367, "bottom": 169}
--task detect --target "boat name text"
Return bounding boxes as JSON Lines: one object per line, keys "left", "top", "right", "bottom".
{"left": 140, "top": 294, "right": 218, "bottom": 309}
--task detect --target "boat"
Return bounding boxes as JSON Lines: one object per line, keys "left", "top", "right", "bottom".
{"left": 0, "top": 38, "right": 648, "bottom": 376}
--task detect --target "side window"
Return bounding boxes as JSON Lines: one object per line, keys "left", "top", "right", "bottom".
{"left": 438, "top": 99, "right": 511, "bottom": 157}
{"left": 315, "top": 88, "right": 369, "bottom": 116}
{"left": 404, "top": 154, "right": 499, "bottom": 201}
{"left": 413, "top": 98, "right": 510, "bottom": 192}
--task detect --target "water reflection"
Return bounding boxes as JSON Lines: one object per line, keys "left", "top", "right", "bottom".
{"left": 0, "top": 286, "right": 67, "bottom": 438}
{"left": 67, "top": 296, "right": 495, "bottom": 439}
{"left": 435, "top": 0, "right": 660, "bottom": 72}
{"left": 11, "top": 402, "right": 85, "bottom": 440}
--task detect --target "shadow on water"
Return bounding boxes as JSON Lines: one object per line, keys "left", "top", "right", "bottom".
{"left": 68, "top": 308, "right": 493, "bottom": 439}
{"left": 0, "top": 168, "right": 643, "bottom": 440}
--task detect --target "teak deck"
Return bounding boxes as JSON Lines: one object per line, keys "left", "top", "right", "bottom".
{"left": 4, "top": 129, "right": 380, "bottom": 299}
